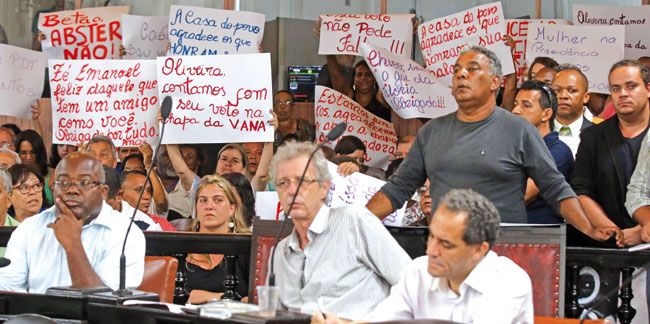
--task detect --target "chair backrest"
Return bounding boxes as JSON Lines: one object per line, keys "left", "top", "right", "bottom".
{"left": 137, "top": 256, "right": 179, "bottom": 303}
{"left": 534, "top": 316, "right": 607, "bottom": 324}
{"left": 493, "top": 225, "right": 566, "bottom": 318}
{"left": 248, "top": 218, "right": 294, "bottom": 303}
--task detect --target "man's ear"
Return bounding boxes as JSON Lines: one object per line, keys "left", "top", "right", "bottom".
{"left": 582, "top": 92, "right": 591, "bottom": 106}
{"left": 472, "top": 242, "right": 490, "bottom": 261}
{"left": 490, "top": 75, "right": 501, "bottom": 92}
{"left": 541, "top": 107, "right": 553, "bottom": 123}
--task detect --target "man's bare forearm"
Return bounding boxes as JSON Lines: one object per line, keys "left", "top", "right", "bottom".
{"left": 66, "top": 245, "right": 104, "bottom": 288}
{"left": 366, "top": 191, "right": 395, "bottom": 220}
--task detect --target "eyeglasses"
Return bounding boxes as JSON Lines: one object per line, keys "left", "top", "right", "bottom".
{"left": 273, "top": 100, "right": 293, "bottom": 106}
{"left": 416, "top": 186, "right": 429, "bottom": 195}
{"left": 13, "top": 182, "right": 43, "bottom": 194}
{"left": 274, "top": 177, "right": 320, "bottom": 190}
{"left": 54, "top": 180, "right": 102, "bottom": 191}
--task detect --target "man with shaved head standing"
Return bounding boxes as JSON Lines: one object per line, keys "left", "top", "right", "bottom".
{"left": 0, "top": 152, "right": 145, "bottom": 293}
{"left": 551, "top": 64, "right": 593, "bottom": 156}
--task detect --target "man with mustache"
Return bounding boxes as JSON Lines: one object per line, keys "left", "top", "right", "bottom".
{"left": 270, "top": 141, "right": 410, "bottom": 319}
{"left": 366, "top": 46, "right": 621, "bottom": 244}
{"left": 0, "top": 152, "right": 145, "bottom": 292}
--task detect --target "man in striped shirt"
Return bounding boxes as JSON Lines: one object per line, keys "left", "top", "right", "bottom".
{"left": 269, "top": 142, "right": 411, "bottom": 319}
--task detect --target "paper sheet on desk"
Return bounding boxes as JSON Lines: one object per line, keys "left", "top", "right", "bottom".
{"left": 122, "top": 300, "right": 194, "bottom": 314}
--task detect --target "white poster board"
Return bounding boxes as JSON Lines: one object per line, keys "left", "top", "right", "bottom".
{"left": 315, "top": 86, "right": 397, "bottom": 169}
{"left": 168, "top": 5, "right": 264, "bottom": 56}
{"left": 418, "top": 2, "right": 515, "bottom": 85}
{"left": 39, "top": 6, "right": 129, "bottom": 60}
{"left": 360, "top": 43, "right": 457, "bottom": 119}
{"left": 121, "top": 15, "right": 168, "bottom": 59}
{"left": 525, "top": 23, "right": 625, "bottom": 93}
{"left": 318, "top": 14, "right": 414, "bottom": 56}
{"left": 573, "top": 5, "right": 650, "bottom": 59}
{"left": 157, "top": 54, "right": 273, "bottom": 144}
{"left": 0, "top": 44, "right": 47, "bottom": 118}
{"left": 49, "top": 60, "right": 159, "bottom": 146}
{"left": 506, "top": 19, "right": 571, "bottom": 85}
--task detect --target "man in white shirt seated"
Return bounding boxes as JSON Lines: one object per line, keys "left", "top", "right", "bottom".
{"left": 270, "top": 141, "right": 411, "bottom": 319}
{"left": 315, "top": 189, "right": 534, "bottom": 324}
{"left": 0, "top": 152, "right": 145, "bottom": 293}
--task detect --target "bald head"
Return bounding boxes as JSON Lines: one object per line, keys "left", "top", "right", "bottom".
{"left": 56, "top": 151, "right": 106, "bottom": 184}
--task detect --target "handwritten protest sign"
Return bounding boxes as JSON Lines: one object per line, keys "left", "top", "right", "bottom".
{"left": 525, "top": 23, "right": 625, "bottom": 93}
{"left": 318, "top": 14, "right": 414, "bottom": 56}
{"left": 360, "top": 43, "right": 456, "bottom": 119}
{"left": 0, "top": 45, "right": 47, "bottom": 118}
{"left": 39, "top": 6, "right": 128, "bottom": 60}
{"left": 315, "top": 86, "right": 396, "bottom": 169}
{"left": 168, "top": 5, "right": 264, "bottom": 56}
{"left": 418, "top": 2, "right": 515, "bottom": 85}
{"left": 573, "top": 5, "right": 650, "bottom": 59}
{"left": 257, "top": 162, "right": 406, "bottom": 225}
{"left": 49, "top": 60, "right": 159, "bottom": 146}
{"left": 121, "top": 15, "right": 168, "bottom": 59}
{"left": 506, "top": 19, "right": 571, "bottom": 85}
{"left": 157, "top": 54, "right": 273, "bottom": 144}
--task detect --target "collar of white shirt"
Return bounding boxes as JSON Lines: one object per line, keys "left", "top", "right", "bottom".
{"left": 288, "top": 204, "right": 331, "bottom": 251}
{"left": 429, "top": 250, "right": 496, "bottom": 296}
{"left": 84, "top": 201, "right": 116, "bottom": 229}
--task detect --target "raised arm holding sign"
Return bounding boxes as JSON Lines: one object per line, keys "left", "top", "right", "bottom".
{"left": 167, "top": 5, "right": 264, "bottom": 56}
{"left": 359, "top": 43, "right": 457, "bottom": 119}
{"left": 418, "top": 2, "right": 514, "bottom": 85}
{"left": 39, "top": 6, "right": 129, "bottom": 60}
{"left": 318, "top": 14, "right": 414, "bottom": 56}
{"left": 0, "top": 44, "right": 46, "bottom": 118}
{"left": 156, "top": 54, "right": 273, "bottom": 144}
{"left": 121, "top": 15, "right": 168, "bottom": 59}
{"left": 49, "top": 60, "right": 159, "bottom": 146}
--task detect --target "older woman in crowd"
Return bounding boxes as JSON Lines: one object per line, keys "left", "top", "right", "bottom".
{"left": 7, "top": 164, "right": 43, "bottom": 223}
{"left": 14, "top": 130, "right": 52, "bottom": 206}
{"left": 185, "top": 175, "right": 251, "bottom": 304}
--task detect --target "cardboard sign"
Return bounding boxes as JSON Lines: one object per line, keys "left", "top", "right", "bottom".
{"left": 506, "top": 19, "right": 571, "bottom": 85}
{"left": 168, "top": 5, "right": 264, "bottom": 56}
{"left": 525, "top": 23, "right": 625, "bottom": 93}
{"left": 573, "top": 4, "right": 650, "bottom": 59}
{"left": 157, "top": 54, "right": 273, "bottom": 144}
{"left": 49, "top": 60, "right": 159, "bottom": 146}
{"left": 121, "top": 15, "right": 168, "bottom": 59}
{"left": 257, "top": 163, "right": 406, "bottom": 225}
{"left": 0, "top": 44, "right": 47, "bottom": 118}
{"left": 315, "top": 86, "right": 396, "bottom": 169}
{"left": 39, "top": 6, "right": 129, "bottom": 60}
{"left": 418, "top": 2, "right": 515, "bottom": 85}
{"left": 360, "top": 43, "right": 457, "bottom": 119}
{"left": 318, "top": 14, "right": 414, "bottom": 56}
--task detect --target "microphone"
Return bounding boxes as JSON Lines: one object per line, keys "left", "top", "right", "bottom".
{"left": 114, "top": 95, "right": 173, "bottom": 297}
{"left": 0, "top": 257, "right": 10, "bottom": 268}
{"left": 267, "top": 122, "right": 347, "bottom": 286}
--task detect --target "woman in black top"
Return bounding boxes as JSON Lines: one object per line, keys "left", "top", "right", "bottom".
{"left": 185, "top": 175, "right": 251, "bottom": 304}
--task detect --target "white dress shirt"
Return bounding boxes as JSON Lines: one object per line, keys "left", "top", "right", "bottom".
{"left": 273, "top": 205, "right": 412, "bottom": 319}
{"left": 367, "top": 252, "right": 534, "bottom": 324}
{"left": 120, "top": 200, "right": 163, "bottom": 231}
{"left": 0, "top": 202, "right": 146, "bottom": 293}
{"left": 554, "top": 115, "right": 585, "bottom": 157}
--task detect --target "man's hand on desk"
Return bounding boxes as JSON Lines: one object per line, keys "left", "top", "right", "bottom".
{"left": 588, "top": 226, "right": 624, "bottom": 247}
{"left": 622, "top": 226, "right": 643, "bottom": 247}
{"left": 640, "top": 223, "right": 650, "bottom": 243}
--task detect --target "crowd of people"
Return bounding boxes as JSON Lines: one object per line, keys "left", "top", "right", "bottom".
{"left": 0, "top": 4, "right": 648, "bottom": 323}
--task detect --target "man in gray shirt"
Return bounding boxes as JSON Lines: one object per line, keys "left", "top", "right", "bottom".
{"left": 269, "top": 141, "right": 411, "bottom": 319}
{"left": 366, "top": 46, "right": 621, "bottom": 244}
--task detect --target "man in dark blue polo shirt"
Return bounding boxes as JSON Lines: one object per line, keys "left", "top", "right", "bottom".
{"left": 513, "top": 80, "right": 574, "bottom": 224}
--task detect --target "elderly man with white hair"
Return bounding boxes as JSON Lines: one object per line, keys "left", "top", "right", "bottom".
{"left": 0, "top": 147, "right": 20, "bottom": 171}
{"left": 0, "top": 170, "right": 20, "bottom": 257}
{"left": 269, "top": 141, "right": 411, "bottom": 319}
